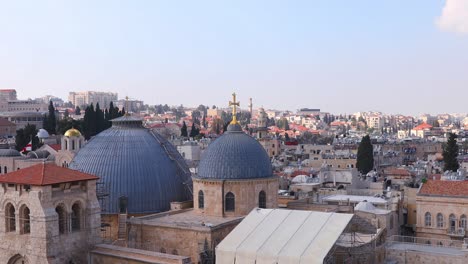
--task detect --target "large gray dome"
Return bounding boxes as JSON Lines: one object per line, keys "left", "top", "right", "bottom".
{"left": 197, "top": 123, "right": 272, "bottom": 180}
{"left": 69, "top": 116, "right": 192, "bottom": 214}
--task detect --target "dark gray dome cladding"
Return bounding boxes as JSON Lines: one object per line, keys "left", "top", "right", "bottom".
{"left": 69, "top": 116, "right": 191, "bottom": 214}
{"left": 197, "top": 124, "right": 272, "bottom": 180}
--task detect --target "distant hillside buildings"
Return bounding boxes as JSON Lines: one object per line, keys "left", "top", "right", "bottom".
{"left": 68, "top": 91, "right": 118, "bottom": 109}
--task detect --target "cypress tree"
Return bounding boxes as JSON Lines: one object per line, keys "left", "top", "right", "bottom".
{"left": 48, "top": 101, "right": 56, "bottom": 134}
{"left": 443, "top": 133, "right": 460, "bottom": 172}
{"left": 356, "top": 135, "right": 374, "bottom": 174}
{"left": 189, "top": 122, "right": 199, "bottom": 138}
{"left": 181, "top": 121, "right": 188, "bottom": 137}
{"left": 95, "top": 103, "right": 105, "bottom": 133}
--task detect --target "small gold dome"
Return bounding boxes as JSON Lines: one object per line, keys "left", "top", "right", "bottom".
{"left": 64, "top": 128, "right": 82, "bottom": 137}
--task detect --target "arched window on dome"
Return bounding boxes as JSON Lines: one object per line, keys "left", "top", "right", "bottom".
{"left": 71, "top": 140, "right": 75, "bottom": 150}
{"left": 198, "top": 190, "right": 204, "bottom": 209}
{"left": 259, "top": 191, "right": 266, "bottom": 209}
{"left": 5, "top": 203, "right": 16, "bottom": 232}
{"left": 225, "top": 192, "right": 235, "bottom": 212}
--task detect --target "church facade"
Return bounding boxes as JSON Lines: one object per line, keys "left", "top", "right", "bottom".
{"left": 0, "top": 163, "right": 101, "bottom": 264}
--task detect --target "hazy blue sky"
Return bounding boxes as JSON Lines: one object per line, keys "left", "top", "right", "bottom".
{"left": 0, "top": 0, "right": 467, "bottom": 115}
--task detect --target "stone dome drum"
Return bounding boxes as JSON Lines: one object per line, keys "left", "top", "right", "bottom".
{"left": 197, "top": 123, "right": 272, "bottom": 180}
{"left": 69, "top": 116, "right": 192, "bottom": 214}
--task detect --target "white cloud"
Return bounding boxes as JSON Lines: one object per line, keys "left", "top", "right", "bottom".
{"left": 436, "top": 0, "right": 468, "bottom": 34}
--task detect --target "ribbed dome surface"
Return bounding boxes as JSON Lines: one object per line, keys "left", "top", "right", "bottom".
{"left": 0, "top": 149, "right": 21, "bottom": 157}
{"left": 197, "top": 124, "right": 272, "bottom": 180}
{"left": 69, "top": 118, "right": 191, "bottom": 214}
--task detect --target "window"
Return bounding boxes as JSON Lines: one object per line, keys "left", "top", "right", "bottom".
{"left": 225, "top": 192, "right": 235, "bottom": 212}
{"left": 390, "top": 214, "right": 394, "bottom": 229}
{"left": 5, "top": 203, "right": 15, "bottom": 232}
{"left": 56, "top": 205, "right": 67, "bottom": 234}
{"left": 197, "top": 190, "right": 205, "bottom": 209}
{"left": 71, "top": 140, "right": 75, "bottom": 150}
{"left": 425, "top": 212, "right": 431, "bottom": 227}
{"left": 437, "top": 213, "right": 444, "bottom": 228}
{"left": 259, "top": 191, "right": 266, "bottom": 209}
{"left": 172, "top": 249, "right": 178, "bottom": 255}
{"left": 460, "top": 215, "right": 467, "bottom": 230}
{"left": 71, "top": 203, "right": 82, "bottom": 231}
{"left": 4, "top": 166, "right": 7, "bottom": 174}
{"left": 449, "top": 214, "right": 457, "bottom": 231}
{"left": 20, "top": 205, "right": 30, "bottom": 234}
{"left": 160, "top": 248, "right": 166, "bottom": 253}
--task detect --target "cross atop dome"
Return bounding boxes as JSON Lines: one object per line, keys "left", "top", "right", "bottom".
{"left": 229, "top": 92, "right": 240, "bottom": 125}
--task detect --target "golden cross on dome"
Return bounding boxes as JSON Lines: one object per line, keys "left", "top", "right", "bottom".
{"left": 229, "top": 92, "right": 240, "bottom": 124}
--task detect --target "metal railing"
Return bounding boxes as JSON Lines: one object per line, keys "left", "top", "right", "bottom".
{"left": 388, "top": 235, "right": 464, "bottom": 249}
{"left": 447, "top": 227, "right": 466, "bottom": 237}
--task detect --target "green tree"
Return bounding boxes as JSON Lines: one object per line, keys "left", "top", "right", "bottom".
{"left": 181, "top": 121, "right": 188, "bottom": 137}
{"left": 443, "top": 133, "right": 459, "bottom": 172}
{"left": 95, "top": 103, "right": 105, "bottom": 134}
{"left": 15, "top": 124, "right": 41, "bottom": 151}
{"left": 356, "top": 135, "right": 374, "bottom": 174}
{"left": 189, "top": 122, "right": 199, "bottom": 138}
{"left": 47, "top": 101, "right": 56, "bottom": 134}
{"left": 75, "top": 106, "right": 81, "bottom": 115}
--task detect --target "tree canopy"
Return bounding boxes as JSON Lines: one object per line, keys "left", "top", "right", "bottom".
{"left": 356, "top": 135, "right": 374, "bottom": 174}
{"left": 443, "top": 133, "right": 459, "bottom": 172}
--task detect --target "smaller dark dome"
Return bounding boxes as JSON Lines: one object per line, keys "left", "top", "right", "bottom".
{"left": 197, "top": 123, "right": 272, "bottom": 180}
{"left": 0, "top": 149, "right": 21, "bottom": 157}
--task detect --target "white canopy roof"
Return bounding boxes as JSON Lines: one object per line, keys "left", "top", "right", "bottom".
{"left": 216, "top": 208, "right": 353, "bottom": 264}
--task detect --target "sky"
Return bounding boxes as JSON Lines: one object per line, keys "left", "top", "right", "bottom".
{"left": 0, "top": 0, "right": 467, "bottom": 115}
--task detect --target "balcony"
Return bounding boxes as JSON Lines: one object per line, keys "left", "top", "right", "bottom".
{"left": 447, "top": 227, "right": 465, "bottom": 238}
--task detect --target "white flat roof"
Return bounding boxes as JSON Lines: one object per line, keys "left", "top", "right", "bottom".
{"left": 216, "top": 208, "right": 353, "bottom": 264}
{"left": 322, "top": 194, "right": 388, "bottom": 205}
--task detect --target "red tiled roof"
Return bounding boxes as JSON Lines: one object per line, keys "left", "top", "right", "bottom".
{"left": 418, "top": 180, "right": 468, "bottom": 197}
{"left": 0, "top": 117, "right": 15, "bottom": 127}
{"left": 0, "top": 163, "right": 99, "bottom": 186}
{"left": 48, "top": 144, "right": 61, "bottom": 152}
{"left": 413, "top": 122, "right": 432, "bottom": 130}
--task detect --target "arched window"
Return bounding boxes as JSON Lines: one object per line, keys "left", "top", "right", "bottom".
{"left": 449, "top": 214, "right": 457, "bottom": 231}
{"left": 64, "top": 140, "right": 68, "bottom": 150}
{"left": 259, "top": 191, "right": 266, "bottom": 209}
{"left": 20, "top": 205, "right": 30, "bottom": 234}
{"left": 225, "top": 192, "right": 235, "bottom": 212}
{"left": 425, "top": 212, "right": 431, "bottom": 227}
{"left": 5, "top": 203, "right": 15, "bottom": 232}
{"left": 437, "top": 213, "right": 444, "bottom": 228}
{"left": 460, "top": 215, "right": 467, "bottom": 230}
{"left": 71, "top": 140, "right": 75, "bottom": 150}
{"left": 71, "top": 203, "right": 82, "bottom": 231}
{"left": 198, "top": 190, "right": 204, "bottom": 209}
{"left": 4, "top": 166, "right": 7, "bottom": 174}
{"left": 56, "top": 205, "right": 67, "bottom": 234}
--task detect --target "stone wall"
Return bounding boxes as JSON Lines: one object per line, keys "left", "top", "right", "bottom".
{"left": 127, "top": 219, "right": 240, "bottom": 264}
{"left": 192, "top": 177, "right": 278, "bottom": 217}
{"left": 385, "top": 246, "right": 468, "bottom": 264}
{"left": 0, "top": 180, "right": 101, "bottom": 264}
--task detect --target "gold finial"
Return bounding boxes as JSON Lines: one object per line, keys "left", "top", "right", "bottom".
{"left": 229, "top": 92, "right": 240, "bottom": 125}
